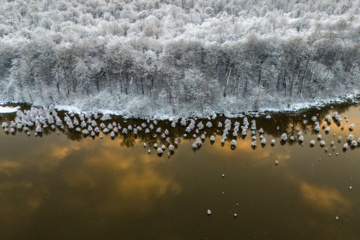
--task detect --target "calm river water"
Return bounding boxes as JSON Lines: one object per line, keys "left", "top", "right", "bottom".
{"left": 0, "top": 100, "right": 360, "bottom": 240}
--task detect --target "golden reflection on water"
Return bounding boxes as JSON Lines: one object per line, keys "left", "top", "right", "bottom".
{"left": 211, "top": 135, "right": 292, "bottom": 166}
{"left": 0, "top": 133, "right": 184, "bottom": 239}
{"left": 51, "top": 144, "right": 81, "bottom": 160}
{"left": 63, "top": 137, "right": 182, "bottom": 214}
{"left": 317, "top": 107, "right": 360, "bottom": 137}
{"left": 212, "top": 133, "right": 352, "bottom": 213}
{"left": 216, "top": 135, "right": 353, "bottom": 215}
{"left": 299, "top": 181, "right": 349, "bottom": 212}
{"left": 0, "top": 102, "right": 360, "bottom": 239}
{"left": 0, "top": 160, "right": 21, "bottom": 176}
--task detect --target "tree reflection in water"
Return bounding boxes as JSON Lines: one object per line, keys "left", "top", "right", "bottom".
{"left": 0, "top": 99, "right": 360, "bottom": 240}
{"left": 0, "top": 99, "right": 359, "bottom": 151}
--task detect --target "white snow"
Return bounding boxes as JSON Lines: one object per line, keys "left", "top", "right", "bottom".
{"left": 0, "top": 0, "right": 358, "bottom": 120}
{"left": 0, "top": 106, "right": 20, "bottom": 113}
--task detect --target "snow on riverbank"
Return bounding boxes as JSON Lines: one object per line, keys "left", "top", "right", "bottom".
{"left": 55, "top": 94, "right": 359, "bottom": 120}
{"left": 0, "top": 106, "right": 20, "bottom": 113}
{"left": 1, "top": 94, "right": 358, "bottom": 120}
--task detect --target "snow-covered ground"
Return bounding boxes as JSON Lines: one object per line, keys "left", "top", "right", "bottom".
{"left": 0, "top": 106, "right": 20, "bottom": 113}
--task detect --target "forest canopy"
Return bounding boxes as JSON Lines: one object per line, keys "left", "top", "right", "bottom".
{"left": 0, "top": 0, "right": 359, "bottom": 118}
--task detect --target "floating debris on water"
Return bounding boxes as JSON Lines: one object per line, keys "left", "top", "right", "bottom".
{"left": 157, "top": 148, "right": 163, "bottom": 154}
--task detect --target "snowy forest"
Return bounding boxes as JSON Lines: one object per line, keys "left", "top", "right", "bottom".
{"left": 0, "top": 0, "right": 359, "bottom": 118}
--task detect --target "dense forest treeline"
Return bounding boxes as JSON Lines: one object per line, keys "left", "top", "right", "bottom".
{"left": 0, "top": 0, "right": 359, "bottom": 117}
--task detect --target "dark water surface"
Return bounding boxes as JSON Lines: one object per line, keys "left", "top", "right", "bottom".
{"left": 1, "top": 101, "right": 360, "bottom": 240}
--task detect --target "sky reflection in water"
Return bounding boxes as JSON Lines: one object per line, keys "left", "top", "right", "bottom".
{"left": 0, "top": 102, "right": 360, "bottom": 240}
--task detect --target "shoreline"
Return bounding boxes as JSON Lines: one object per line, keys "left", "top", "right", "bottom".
{"left": 1, "top": 94, "right": 359, "bottom": 120}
